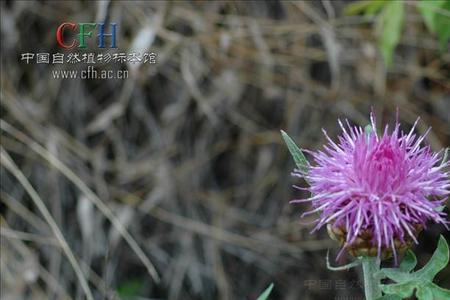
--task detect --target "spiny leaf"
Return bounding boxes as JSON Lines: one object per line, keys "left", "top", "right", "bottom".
{"left": 256, "top": 283, "right": 274, "bottom": 300}
{"left": 280, "top": 130, "right": 309, "bottom": 175}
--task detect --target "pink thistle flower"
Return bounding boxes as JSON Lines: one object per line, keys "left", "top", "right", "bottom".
{"left": 292, "top": 112, "right": 449, "bottom": 262}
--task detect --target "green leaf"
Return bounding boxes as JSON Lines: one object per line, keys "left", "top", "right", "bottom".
{"left": 381, "top": 281, "right": 416, "bottom": 298}
{"left": 256, "top": 283, "right": 274, "bottom": 300}
{"left": 378, "top": 268, "right": 412, "bottom": 284}
{"left": 280, "top": 130, "right": 309, "bottom": 174}
{"left": 344, "top": 1, "right": 373, "bottom": 15}
{"left": 429, "top": 282, "right": 450, "bottom": 299}
{"left": 344, "top": 0, "right": 386, "bottom": 16}
{"left": 376, "top": 251, "right": 416, "bottom": 281}
{"left": 418, "top": 0, "right": 450, "bottom": 50}
{"left": 364, "top": 1, "right": 388, "bottom": 17}
{"left": 375, "top": 295, "right": 402, "bottom": 300}
{"left": 399, "top": 250, "right": 417, "bottom": 272}
{"left": 416, "top": 285, "right": 433, "bottom": 300}
{"left": 415, "top": 235, "right": 449, "bottom": 281}
{"left": 379, "top": 236, "right": 450, "bottom": 299}
{"left": 378, "top": 1, "right": 404, "bottom": 67}
{"left": 436, "top": 20, "right": 450, "bottom": 50}
{"left": 418, "top": 0, "right": 446, "bottom": 32}
{"left": 326, "top": 251, "right": 361, "bottom": 271}
{"left": 117, "top": 278, "right": 144, "bottom": 299}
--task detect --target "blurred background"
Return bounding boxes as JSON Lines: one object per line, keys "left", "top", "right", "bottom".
{"left": 1, "top": 1, "right": 449, "bottom": 299}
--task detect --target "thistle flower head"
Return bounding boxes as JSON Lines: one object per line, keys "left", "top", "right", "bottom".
{"left": 292, "top": 113, "right": 449, "bottom": 261}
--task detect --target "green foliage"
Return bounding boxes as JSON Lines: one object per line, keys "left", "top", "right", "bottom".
{"left": 117, "top": 279, "right": 145, "bottom": 299}
{"left": 280, "top": 130, "right": 309, "bottom": 175}
{"left": 418, "top": 0, "right": 450, "bottom": 50}
{"left": 376, "top": 236, "right": 450, "bottom": 300}
{"left": 326, "top": 250, "right": 362, "bottom": 271}
{"left": 377, "top": 1, "right": 404, "bottom": 67}
{"left": 344, "top": 0, "right": 404, "bottom": 67}
{"left": 344, "top": 0, "right": 385, "bottom": 17}
{"left": 398, "top": 250, "right": 417, "bottom": 273}
{"left": 256, "top": 283, "right": 274, "bottom": 300}
{"left": 345, "top": 0, "right": 450, "bottom": 67}
{"left": 375, "top": 295, "right": 402, "bottom": 300}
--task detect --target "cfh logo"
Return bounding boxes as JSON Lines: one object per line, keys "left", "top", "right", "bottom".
{"left": 56, "top": 23, "right": 117, "bottom": 49}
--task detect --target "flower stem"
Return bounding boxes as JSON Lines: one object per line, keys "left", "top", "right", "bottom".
{"left": 361, "top": 256, "right": 382, "bottom": 300}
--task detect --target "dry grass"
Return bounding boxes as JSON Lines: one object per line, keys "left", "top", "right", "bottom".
{"left": 1, "top": 1, "right": 449, "bottom": 299}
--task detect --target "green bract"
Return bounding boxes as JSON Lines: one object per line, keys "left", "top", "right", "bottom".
{"left": 256, "top": 283, "right": 274, "bottom": 300}
{"left": 280, "top": 130, "right": 309, "bottom": 175}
